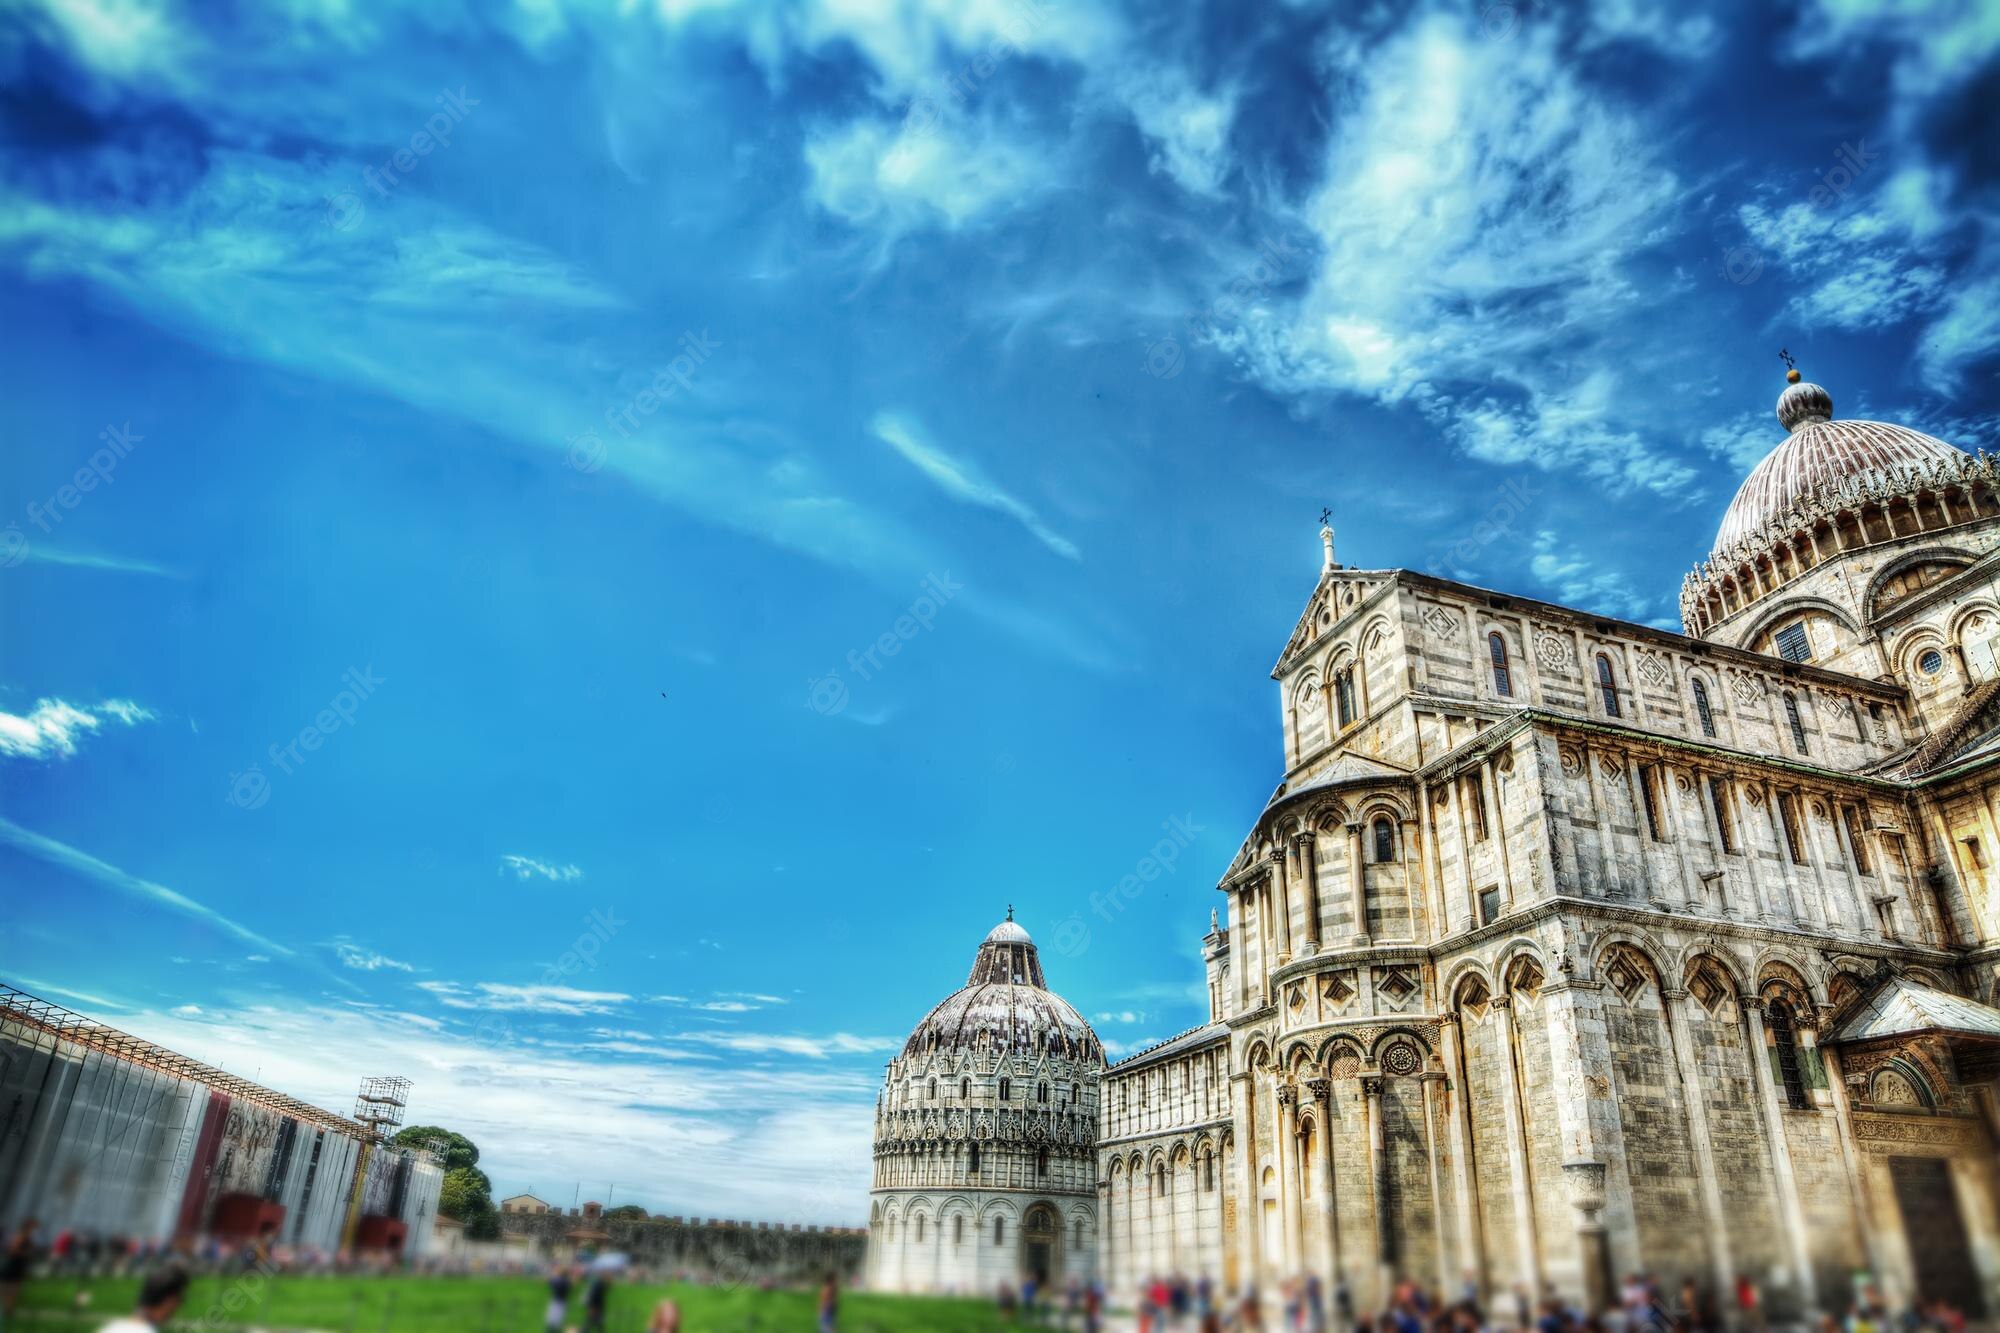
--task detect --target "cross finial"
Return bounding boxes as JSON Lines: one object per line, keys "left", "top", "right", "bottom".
{"left": 1318, "top": 506, "right": 1331, "bottom": 527}
{"left": 1779, "top": 347, "right": 1796, "bottom": 372}
{"left": 1006, "top": 903, "right": 1013, "bottom": 922}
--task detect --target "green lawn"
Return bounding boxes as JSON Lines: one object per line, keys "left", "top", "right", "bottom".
{"left": 16, "top": 1274, "right": 1015, "bottom": 1332}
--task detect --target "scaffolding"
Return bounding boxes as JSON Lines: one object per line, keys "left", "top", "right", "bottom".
{"left": 353, "top": 1075, "right": 411, "bottom": 1141}
{"left": 0, "top": 982, "right": 364, "bottom": 1136}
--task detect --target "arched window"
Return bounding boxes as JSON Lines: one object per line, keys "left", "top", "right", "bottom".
{"left": 1783, "top": 693, "right": 1808, "bottom": 753}
{"left": 960, "top": 1077, "right": 969, "bottom": 1100}
{"left": 1037, "top": 1081, "right": 1049, "bottom": 1104}
{"left": 994, "top": 1217, "right": 1005, "bottom": 1245}
{"left": 953, "top": 1215, "right": 964, "bottom": 1244}
{"left": 1691, "top": 678, "right": 1716, "bottom": 737}
{"left": 915, "top": 1215, "right": 925, "bottom": 1243}
{"left": 967, "top": 1144, "right": 980, "bottom": 1174}
{"left": 1036, "top": 1148, "right": 1049, "bottom": 1177}
{"left": 928, "top": 1078, "right": 937, "bottom": 1100}
{"left": 1203, "top": 1153, "right": 1215, "bottom": 1191}
{"left": 1334, "top": 668, "right": 1356, "bottom": 728}
{"left": 1767, "top": 1000, "right": 1810, "bottom": 1109}
{"left": 1372, "top": 816, "right": 1396, "bottom": 863}
{"left": 1074, "top": 1219, "right": 1083, "bottom": 1249}
{"left": 1488, "top": 632, "right": 1512, "bottom": 696}
{"left": 1595, "top": 654, "right": 1621, "bottom": 717}
{"left": 998, "top": 1077, "right": 1010, "bottom": 1101}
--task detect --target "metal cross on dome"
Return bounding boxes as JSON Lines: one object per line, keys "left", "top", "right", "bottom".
{"left": 1779, "top": 347, "right": 1796, "bottom": 372}
{"left": 1318, "top": 507, "right": 1332, "bottom": 526}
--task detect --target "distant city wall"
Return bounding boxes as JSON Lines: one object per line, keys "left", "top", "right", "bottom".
{"left": 496, "top": 1208, "right": 866, "bottom": 1284}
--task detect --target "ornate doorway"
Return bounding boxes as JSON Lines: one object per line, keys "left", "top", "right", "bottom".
{"left": 1021, "top": 1203, "right": 1060, "bottom": 1284}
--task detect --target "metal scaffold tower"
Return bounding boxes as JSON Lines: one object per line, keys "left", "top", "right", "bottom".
{"left": 353, "top": 1075, "right": 411, "bottom": 1141}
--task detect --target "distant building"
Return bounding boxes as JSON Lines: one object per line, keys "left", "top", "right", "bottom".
{"left": 868, "top": 913, "right": 1104, "bottom": 1293}
{"left": 500, "top": 1193, "right": 551, "bottom": 1215}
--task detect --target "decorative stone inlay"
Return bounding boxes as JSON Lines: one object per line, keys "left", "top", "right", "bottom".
{"left": 1559, "top": 747, "right": 1584, "bottom": 778}
{"left": 1728, "top": 669, "right": 1765, "bottom": 707}
{"left": 1637, "top": 651, "right": 1671, "bottom": 690}
{"left": 1535, "top": 628, "right": 1575, "bottom": 672}
{"left": 1599, "top": 756, "right": 1624, "bottom": 780}
{"left": 1321, "top": 971, "right": 1356, "bottom": 1006}
{"left": 1422, "top": 604, "right": 1459, "bottom": 637}
{"left": 1376, "top": 966, "right": 1418, "bottom": 1003}
{"left": 1381, "top": 1041, "right": 1421, "bottom": 1076}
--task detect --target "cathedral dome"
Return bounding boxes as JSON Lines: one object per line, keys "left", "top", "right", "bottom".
{"left": 901, "top": 915, "right": 1102, "bottom": 1061}
{"left": 1712, "top": 373, "right": 1968, "bottom": 557}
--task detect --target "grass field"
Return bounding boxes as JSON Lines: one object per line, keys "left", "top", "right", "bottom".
{"left": 16, "top": 1274, "right": 1017, "bottom": 1332}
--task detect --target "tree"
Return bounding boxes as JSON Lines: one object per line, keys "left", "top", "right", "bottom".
{"left": 439, "top": 1167, "right": 500, "bottom": 1240}
{"left": 604, "top": 1204, "right": 648, "bottom": 1222}
{"left": 392, "top": 1125, "right": 480, "bottom": 1173}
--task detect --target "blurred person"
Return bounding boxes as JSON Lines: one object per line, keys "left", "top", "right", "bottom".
{"left": 544, "top": 1263, "right": 573, "bottom": 1332}
{"left": 818, "top": 1271, "right": 839, "bottom": 1333}
{"left": 648, "top": 1297, "right": 681, "bottom": 1332}
{"left": 1735, "top": 1275, "right": 1762, "bottom": 1332}
{"left": 999, "top": 1279, "right": 1020, "bottom": 1323}
{"left": 581, "top": 1266, "right": 610, "bottom": 1333}
{"left": 1283, "top": 1277, "right": 1302, "bottom": 1330}
{"left": 1084, "top": 1281, "right": 1104, "bottom": 1333}
{"left": 97, "top": 1263, "right": 187, "bottom": 1333}
{"left": 2, "top": 1218, "right": 37, "bottom": 1327}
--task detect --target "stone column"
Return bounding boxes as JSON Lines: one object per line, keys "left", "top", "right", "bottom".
{"left": 1421, "top": 1071, "right": 1454, "bottom": 1298}
{"left": 1309, "top": 1076, "right": 1340, "bottom": 1288}
{"left": 1440, "top": 1011, "right": 1485, "bottom": 1292}
{"left": 1234, "top": 888, "right": 1252, "bottom": 1013}
{"left": 1489, "top": 995, "right": 1542, "bottom": 1297}
{"left": 1363, "top": 1075, "right": 1392, "bottom": 1307}
{"left": 1347, "top": 822, "right": 1370, "bottom": 945}
{"left": 1296, "top": 832, "right": 1321, "bottom": 954}
{"left": 1272, "top": 852, "right": 1294, "bottom": 965}
{"left": 1820, "top": 1043, "right": 1888, "bottom": 1302}
{"left": 1561, "top": 1160, "right": 1612, "bottom": 1317}
{"left": 1231, "top": 1072, "right": 1260, "bottom": 1296}
{"left": 1660, "top": 986, "right": 1736, "bottom": 1305}
{"left": 1741, "top": 997, "right": 1820, "bottom": 1320}
{"left": 1277, "top": 1083, "right": 1304, "bottom": 1276}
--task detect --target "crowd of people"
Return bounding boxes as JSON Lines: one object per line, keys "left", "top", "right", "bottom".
{"left": 1078, "top": 1270, "right": 1978, "bottom": 1333}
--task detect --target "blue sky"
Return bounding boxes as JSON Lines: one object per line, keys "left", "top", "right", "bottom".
{"left": 1, "top": 0, "right": 1995, "bottom": 1223}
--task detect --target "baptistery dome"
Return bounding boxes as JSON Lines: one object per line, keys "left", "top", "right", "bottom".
{"left": 901, "top": 916, "right": 1103, "bottom": 1061}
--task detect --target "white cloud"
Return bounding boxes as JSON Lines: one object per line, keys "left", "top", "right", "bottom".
{"left": 1528, "top": 531, "right": 1658, "bottom": 623}
{"left": 500, "top": 855, "right": 584, "bottom": 883}
{"left": 332, "top": 940, "right": 416, "bottom": 972}
{"left": 22, "top": 547, "right": 183, "bottom": 578}
{"left": 417, "top": 981, "right": 630, "bottom": 1015}
{"left": 1117, "top": 73, "right": 1237, "bottom": 195}
{"left": 0, "top": 818, "right": 292, "bottom": 957}
{"left": 804, "top": 114, "right": 1046, "bottom": 237}
{"left": 0, "top": 697, "right": 155, "bottom": 759}
{"left": 670, "top": 1031, "right": 902, "bottom": 1059}
{"left": 1699, "top": 410, "right": 1779, "bottom": 473}
{"left": 872, "top": 411, "right": 1080, "bottom": 560}
{"left": 1218, "top": 12, "right": 1690, "bottom": 497}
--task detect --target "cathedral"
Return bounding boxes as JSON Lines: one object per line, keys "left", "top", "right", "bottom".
{"left": 873, "top": 369, "right": 2000, "bottom": 1319}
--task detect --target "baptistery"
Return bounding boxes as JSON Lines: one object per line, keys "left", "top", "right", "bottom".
{"left": 866, "top": 913, "right": 1103, "bottom": 1294}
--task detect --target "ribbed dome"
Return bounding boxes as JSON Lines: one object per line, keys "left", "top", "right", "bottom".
{"left": 901, "top": 917, "right": 1102, "bottom": 1060}
{"left": 1712, "top": 378, "right": 1967, "bottom": 556}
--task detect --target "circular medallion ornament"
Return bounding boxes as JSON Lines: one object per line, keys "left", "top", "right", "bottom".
{"left": 1382, "top": 1041, "right": 1421, "bottom": 1076}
